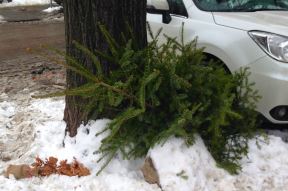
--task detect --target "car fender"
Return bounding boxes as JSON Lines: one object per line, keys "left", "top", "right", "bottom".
{"left": 193, "top": 26, "right": 266, "bottom": 72}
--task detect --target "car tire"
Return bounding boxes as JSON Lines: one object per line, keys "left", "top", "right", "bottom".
{"left": 54, "top": 0, "right": 63, "bottom": 6}
{"left": 0, "top": 0, "right": 12, "bottom": 3}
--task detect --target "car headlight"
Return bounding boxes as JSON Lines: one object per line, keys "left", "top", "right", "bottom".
{"left": 249, "top": 31, "right": 288, "bottom": 63}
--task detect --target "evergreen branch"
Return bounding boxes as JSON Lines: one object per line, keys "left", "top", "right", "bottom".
{"left": 32, "top": 83, "right": 98, "bottom": 99}
{"left": 98, "top": 81, "right": 135, "bottom": 101}
{"left": 98, "top": 23, "right": 120, "bottom": 58}
{"left": 139, "top": 70, "right": 160, "bottom": 108}
{"left": 96, "top": 150, "right": 117, "bottom": 176}
{"left": 103, "top": 108, "right": 145, "bottom": 143}
{"left": 73, "top": 41, "right": 103, "bottom": 78}
{"left": 42, "top": 46, "right": 100, "bottom": 82}
{"left": 93, "top": 49, "right": 116, "bottom": 64}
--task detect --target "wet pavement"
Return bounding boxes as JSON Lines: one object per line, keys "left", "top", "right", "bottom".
{"left": 0, "top": 4, "right": 65, "bottom": 60}
{"left": 0, "top": 5, "right": 66, "bottom": 98}
{"left": 0, "top": 5, "right": 50, "bottom": 22}
{"left": 0, "top": 21, "right": 65, "bottom": 60}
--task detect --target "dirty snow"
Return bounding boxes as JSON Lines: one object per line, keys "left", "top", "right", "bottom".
{"left": 0, "top": 0, "right": 50, "bottom": 7}
{"left": 1, "top": 97, "right": 288, "bottom": 190}
{"left": 0, "top": 101, "right": 15, "bottom": 121}
{"left": 42, "top": 6, "right": 61, "bottom": 13}
{"left": 0, "top": 15, "right": 5, "bottom": 22}
{"left": 0, "top": 101, "right": 15, "bottom": 135}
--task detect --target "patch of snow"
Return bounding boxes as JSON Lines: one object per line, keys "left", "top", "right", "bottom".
{"left": 0, "top": 15, "right": 5, "bottom": 23}
{"left": 0, "top": 101, "right": 15, "bottom": 130}
{"left": 0, "top": 0, "right": 50, "bottom": 7}
{"left": 239, "top": 136, "right": 288, "bottom": 191}
{"left": 30, "top": 98, "right": 64, "bottom": 119}
{"left": 0, "top": 101, "right": 15, "bottom": 118}
{"left": 1, "top": 98, "right": 288, "bottom": 190}
{"left": 265, "top": 129, "right": 288, "bottom": 142}
{"left": 150, "top": 137, "right": 230, "bottom": 191}
{"left": 150, "top": 135, "right": 288, "bottom": 191}
{"left": 0, "top": 98, "right": 160, "bottom": 191}
{"left": 42, "top": 6, "right": 61, "bottom": 13}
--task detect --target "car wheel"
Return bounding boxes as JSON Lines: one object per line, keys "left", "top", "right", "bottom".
{"left": 54, "top": 0, "right": 63, "bottom": 6}
{"left": 0, "top": 0, "right": 12, "bottom": 3}
{"left": 203, "top": 53, "right": 231, "bottom": 74}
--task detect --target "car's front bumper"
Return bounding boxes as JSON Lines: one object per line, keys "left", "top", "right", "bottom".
{"left": 248, "top": 56, "right": 288, "bottom": 124}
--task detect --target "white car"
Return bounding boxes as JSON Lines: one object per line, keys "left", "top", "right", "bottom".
{"left": 147, "top": 0, "right": 288, "bottom": 125}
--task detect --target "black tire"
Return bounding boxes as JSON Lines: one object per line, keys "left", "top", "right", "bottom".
{"left": 0, "top": 0, "right": 12, "bottom": 3}
{"left": 54, "top": 0, "right": 63, "bottom": 6}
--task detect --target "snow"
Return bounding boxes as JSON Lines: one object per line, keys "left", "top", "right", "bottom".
{"left": 0, "top": 98, "right": 160, "bottom": 191}
{"left": 0, "top": 101, "right": 15, "bottom": 133}
{"left": 42, "top": 6, "right": 61, "bottom": 13}
{"left": 0, "top": 101, "right": 15, "bottom": 119}
{"left": 149, "top": 135, "right": 288, "bottom": 191}
{"left": 0, "top": 15, "right": 5, "bottom": 23}
{"left": 0, "top": 0, "right": 50, "bottom": 7}
{"left": 1, "top": 97, "right": 288, "bottom": 190}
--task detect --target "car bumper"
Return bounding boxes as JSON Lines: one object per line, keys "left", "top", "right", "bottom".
{"left": 248, "top": 56, "right": 288, "bottom": 124}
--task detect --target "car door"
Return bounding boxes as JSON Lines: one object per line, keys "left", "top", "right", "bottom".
{"left": 147, "top": 0, "right": 190, "bottom": 45}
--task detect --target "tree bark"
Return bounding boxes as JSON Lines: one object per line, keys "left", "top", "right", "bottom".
{"left": 63, "top": 0, "right": 147, "bottom": 137}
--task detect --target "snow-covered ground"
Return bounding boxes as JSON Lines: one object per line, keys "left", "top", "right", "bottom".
{"left": 1, "top": 95, "right": 288, "bottom": 191}
{"left": 0, "top": 96, "right": 160, "bottom": 191}
{"left": 42, "top": 6, "right": 61, "bottom": 13}
{"left": 0, "top": 0, "right": 50, "bottom": 7}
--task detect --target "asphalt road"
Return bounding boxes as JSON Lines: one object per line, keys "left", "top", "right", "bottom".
{"left": 0, "top": 21, "right": 65, "bottom": 61}
{"left": 0, "top": 6, "right": 66, "bottom": 97}
{"left": 0, "top": 5, "right": 49, "bottom": 22}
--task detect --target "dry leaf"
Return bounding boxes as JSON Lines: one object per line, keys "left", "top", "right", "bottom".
{"left": 32, "top": 156, "right": 90, "bottom": 177}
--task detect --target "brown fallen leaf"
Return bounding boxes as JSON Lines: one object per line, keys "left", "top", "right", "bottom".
{"left": 4, "top": 164, "right": 39, "bottom": 179}
{"left": 32, "top": 156, "right": 90, "bottom": 177}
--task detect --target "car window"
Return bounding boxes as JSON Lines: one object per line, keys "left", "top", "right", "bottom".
{"left": 167, "top": 0, "right": 188, "bottom": 17}
{"left": 195, "top": 0, "right": 288, "bottom": 12}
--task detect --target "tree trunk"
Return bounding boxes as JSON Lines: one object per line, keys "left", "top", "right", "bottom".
{"left": 63, "top": 0, "right": 147, "bottom": 137}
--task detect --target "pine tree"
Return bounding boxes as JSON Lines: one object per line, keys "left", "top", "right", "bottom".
{"left": 36, "top": 26, "right": 260, "bottom": 174}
